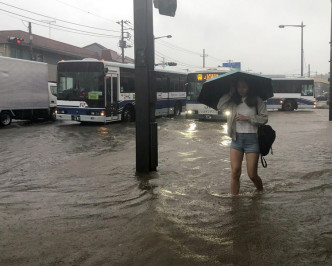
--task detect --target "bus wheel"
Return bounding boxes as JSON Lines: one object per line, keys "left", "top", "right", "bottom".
{"left": 173, "top": 103, "right": 182, "bottom": 117}
{"left": 282, "top": 100, "right": 295, "bottom": 111}
{"left": 122, "top": 106, "right": 135, "bottom": 122}
{"left": 0, "top": 112, "right": 12, "bottom": 126}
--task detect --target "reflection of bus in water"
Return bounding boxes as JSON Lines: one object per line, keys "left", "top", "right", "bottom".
{"left": 267, "top": 78, "right": 316, "bottom": 111}
{"left": 56, "top": 59, "right": 187, "bottom": 123}
{"left": 185, "top": 67, "right": 233, "bottom": 120}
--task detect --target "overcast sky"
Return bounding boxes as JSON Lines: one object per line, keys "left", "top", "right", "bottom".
{"left": 0, "top": 0, "right": 330, "bottom": 75}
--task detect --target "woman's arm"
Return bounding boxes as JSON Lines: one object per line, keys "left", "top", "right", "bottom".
{"left": 217, "top": 92, "right": 232, "bottom": 111}
{"left": 248, "top": 97, "right": 268, "bottom": 125}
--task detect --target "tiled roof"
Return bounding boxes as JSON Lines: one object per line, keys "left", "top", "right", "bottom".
{"left": 0, "top": 30, "right": 99, "bottom": 59}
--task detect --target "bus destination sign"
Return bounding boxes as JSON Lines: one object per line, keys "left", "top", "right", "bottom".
{"left": 196, "top": 73, "right": 219, "bottom": 81}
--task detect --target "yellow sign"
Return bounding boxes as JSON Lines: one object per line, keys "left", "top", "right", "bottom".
{"left": 88, "top": 92, "right": 99, "bottom": 100}
{"left": 196, "top": 73, "right": 219, "bottom": 81}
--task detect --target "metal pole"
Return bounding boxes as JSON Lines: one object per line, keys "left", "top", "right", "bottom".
{"left": 134, "top": 0, "right": 157, "bottom": 172}
{"left": 121, "top": 20, "right": 125, "bottom": 63}
{"left": 329, "top": 1, "right": 332, "bottom": 121}
{"left": 301, "top": 21, "right": 304, "bottom": 77}
{"left": 28, "top": 22, "right": 33, "bottom": 60}
{"left": 202, "top": 49, "right": 204, "bottom": 68}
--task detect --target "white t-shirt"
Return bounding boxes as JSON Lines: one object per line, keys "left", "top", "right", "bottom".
{"left": 235, "top": 98, "right": 257, "bottom": 133}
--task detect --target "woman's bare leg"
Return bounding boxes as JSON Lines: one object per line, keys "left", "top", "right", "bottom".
{"left": 230, "top": 148, "right": 244, "bottom": 195}
{"left": 245, "top": 153, "right": 263, "bottom": 191}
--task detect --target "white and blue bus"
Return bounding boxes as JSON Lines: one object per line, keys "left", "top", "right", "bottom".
{"left": 56, "top": 59, "right": 187, "bottom": 123}
{"left": 267, "top": 78, "right": 316, "bottom": 111}
{"left": 185, "top": 67, "right": 233, "bottom": 120}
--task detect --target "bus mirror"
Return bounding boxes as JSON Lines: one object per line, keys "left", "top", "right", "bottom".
{"left": 104, "top": 67, "right": 108, "bottom": 74}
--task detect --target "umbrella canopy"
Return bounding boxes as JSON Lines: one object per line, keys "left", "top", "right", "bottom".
{"left": 197, "top": 70, "right": 274, "bottom": 110}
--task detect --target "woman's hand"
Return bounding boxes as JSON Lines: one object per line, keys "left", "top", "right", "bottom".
{"left": 235, "top": 114, "right": 249, "bottom": 121}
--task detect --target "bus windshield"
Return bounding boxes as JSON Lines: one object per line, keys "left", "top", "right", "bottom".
{"left": 187, "top": 82, "right": 203, "bottom": 101}
{"left": 57, "top": 62, "right": 105, "bottom": 102}
{"left": 187, "top": 72, "right": 223, "bottom": 101}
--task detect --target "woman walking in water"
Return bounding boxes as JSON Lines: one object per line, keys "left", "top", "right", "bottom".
{"left": 217, "top": 79, "right": 268, "bottom": 195}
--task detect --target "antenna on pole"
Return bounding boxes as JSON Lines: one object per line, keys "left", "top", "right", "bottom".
{"left": 41, "top": 20, "right": 56, "bottom": 38}
{"left": 200, "top": 49, "right": 208, "bottom": 68}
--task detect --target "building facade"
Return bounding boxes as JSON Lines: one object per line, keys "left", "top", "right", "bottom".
{"left": 0, "top": 30, "right": 134, "bottom": 82}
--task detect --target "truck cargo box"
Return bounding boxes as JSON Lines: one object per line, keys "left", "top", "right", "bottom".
{"left": 0, "top": 56, "right": 49, "bottom": 110}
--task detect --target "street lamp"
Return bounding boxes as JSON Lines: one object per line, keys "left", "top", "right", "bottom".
{"left": 154, "top": 35, "right": 172, "bottom": 67}
{"left": 279, "top": 22, "right": 306, "bottom": 77}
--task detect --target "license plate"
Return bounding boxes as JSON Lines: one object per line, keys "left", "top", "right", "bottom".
{"left": 71, "top": 115, "right": 80, "bottom": 121}
{"left": 199, "top": 110, "right": 217, "bottom": 115}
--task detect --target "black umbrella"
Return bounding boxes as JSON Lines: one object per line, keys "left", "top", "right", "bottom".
{"left": 197, "top": 70, "right": 274, "bottom": 110}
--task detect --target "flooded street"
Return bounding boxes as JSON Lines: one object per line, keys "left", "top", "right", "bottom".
{"left": 1, "top": 109, "right": 331, "bottom": 265}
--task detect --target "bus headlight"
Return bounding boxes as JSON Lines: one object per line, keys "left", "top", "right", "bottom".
{"left": 100, "top": 110, "right": 105, "bottom": 116}
{"left": 280, "top": 100, "right": 284, "bottom": 104}
{"left": 186, "top": 110, "right": 193, "bottom": 115}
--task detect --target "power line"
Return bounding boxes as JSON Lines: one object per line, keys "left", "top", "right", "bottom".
{"left": 29, "top": 20, "right": 118, "bottom": 38}
{"left": 158, "top": 39, "right": 201, "bottom": 55}
{"left": 0, "top": 1, "right": 120, "bottom": 33}
{"left": 55, "top": 0, "right": 119, "bottom": 24}
{"left": 155, "top": 50, "right": 201, "bottom": 68}
{"left": 0, "top": 8, "right": 119, "bottom": 38}
{"left": 156, "top": 39, "right": 230, "bottom": 64}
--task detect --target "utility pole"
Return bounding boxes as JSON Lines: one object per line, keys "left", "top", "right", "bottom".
{"left": 201, "top": 49, "right": 208, "bottom": 68}
{"left": 41, "top": 20, "right": 56, "bottom": 38}
{"left": 134, "top": 0, "right": 157, "bottom": 172}
{"left": 117, "top": 20, "right": 132, "bottom": 63}
{"left": 308, "top": 64, "right": 310, "bottom": 77}
{"left": 120, "top": 20, "right": 125, "bottom": 63}
{"left": 301, "top": 21, "right": 304, "bottom": 77}
{"left": 329, "top": 0, "right": 332, "bottom": 121}
{"left": 28, "top": 22, "right": 34, "bottom": 60}
{"left": 162, "top": 57, "right": 165, "bottom": 69}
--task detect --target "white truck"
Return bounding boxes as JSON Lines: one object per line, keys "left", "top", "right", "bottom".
{"left": 0, "top": 56, "right": 57, "bottom": 126}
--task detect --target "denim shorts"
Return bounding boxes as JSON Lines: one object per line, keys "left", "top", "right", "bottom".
{"left": 230, "top": 133, "right": 260, "bottom": 153}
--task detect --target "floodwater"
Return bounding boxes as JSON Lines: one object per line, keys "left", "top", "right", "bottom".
{"left": 0, "top": 110, "right": 331, "bottom": 265}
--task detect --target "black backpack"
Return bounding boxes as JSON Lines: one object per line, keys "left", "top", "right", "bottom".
{"left": 257, "top": 125, "right": 276, "bottom": 168}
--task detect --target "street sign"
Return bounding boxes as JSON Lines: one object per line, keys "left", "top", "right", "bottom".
{"left": 222, "top": 62, "right": 241, "bottom": 70}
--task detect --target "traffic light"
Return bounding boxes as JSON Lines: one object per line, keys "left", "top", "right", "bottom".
{"left": 165, "top": 62, "right": 177, "bottom": 66}
{"left": 7, "top": 37, "right": 24, "bottom": 44}
{"left": 153, "top": 0, "right": 177, "bottom": 17}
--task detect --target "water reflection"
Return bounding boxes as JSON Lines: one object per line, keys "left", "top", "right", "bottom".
{"left": 229, "top": 195, "right": 279, "bottom": 265}
{"left": 97, "top": 126, "right": 109, "bottom": 136}
{"left": 222, "top": 124, "right": 228, "bottom": 134}
{"left": 179, "top": 122, "right": 198, "bottom": 139}
{"left": 220, "top": 136, "right": 231, "bottom": 147}
{"left": 188, "top": 122, "right": 197, "bottom": 132}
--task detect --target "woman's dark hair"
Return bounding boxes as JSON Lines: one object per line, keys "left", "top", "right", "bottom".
{"left": 229, "top": 79, "right": 258, "bottom": 107}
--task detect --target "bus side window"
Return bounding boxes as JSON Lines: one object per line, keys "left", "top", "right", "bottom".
{"left": 112, "top": 77, "right": 118, "bottom": 102}
{"left": 166, "top": 77, "right": 171, "bottom": 92}
{"left": 106, "top": 77, "right": 112, "bottom": 100}
{"left": 301, "top": 84, "right": 313, "bottom": 96}
{"left": 156, "top": 73, "right": 168, "bottom": 92}
{"left": 120, "top": 68, "right": 135, "bottom": 93}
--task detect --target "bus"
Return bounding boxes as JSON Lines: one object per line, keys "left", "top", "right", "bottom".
{"left": 56, "top": 59, "right": 187, "bottom": 123}
{"left": 267, "top": 78, "right": 316, "bottom": 111}
{"left": 185, "top": 67, "right": 233, "bottom": 120}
